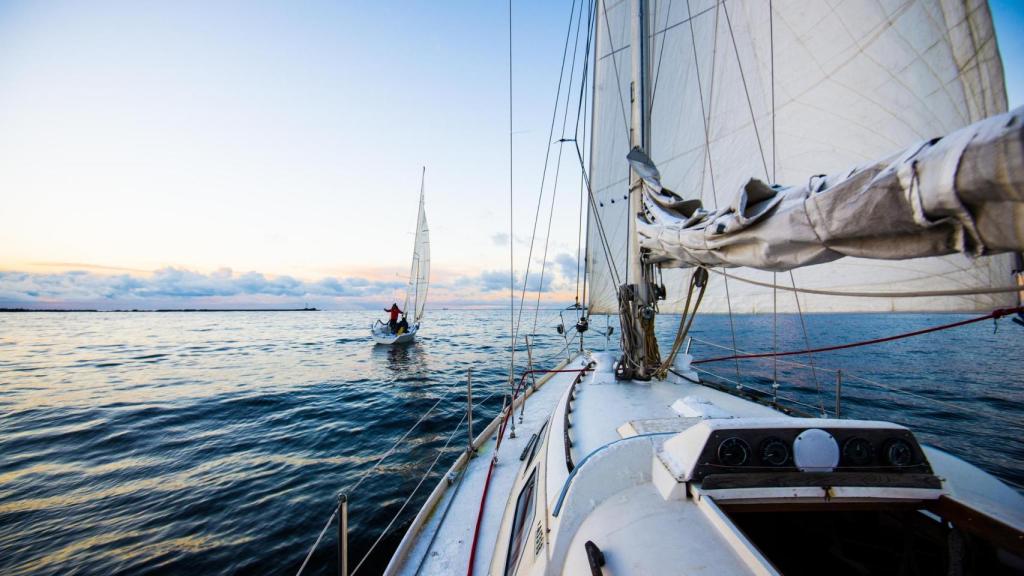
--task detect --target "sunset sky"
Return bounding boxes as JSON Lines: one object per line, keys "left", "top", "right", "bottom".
{"left": 1, "top": 1, "right": 1022, "bottom": 309}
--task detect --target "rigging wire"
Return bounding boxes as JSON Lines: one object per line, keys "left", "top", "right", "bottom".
{"left": 600, "top": 0, "right": 633, "bottom": 142}
{"left": 790, "top": 270, "right": 825, "bottom": 415}
{"left": 704, "top": 267, "right": 1024, "bottom": 298}
{"left": 514, "top": 0, "right": 578, "bottom": 307}
{"left": 648, "top": 0, "right": 674, "bottom": 110}
{"left": 683, "top": 0, "right": 742, "bottom": 384}
{"left": 530, "top": 0, "right": 588, "bottom": 342}
{"left": 689, "top": 334, "right": 1024, "bottom": 429}
{"left": 571, "top": 141, "right": 622, "bottom": 291}
{"left": 770, "top": 0, "right": 778, "bottom": 401}
{"left": 576, "top": 0, "right": 596, "bottom": 324}
{"left": 722, "top": 0, "right": 770, "bottom": 184}
{"left": 692, "top": 305, "right": 1024, "bottom": 365}
{"left": 506, "top": 0, "right": 517, "bottom": 438}
{"left": 351, "top": 399, "right": 476, "bottom": 575}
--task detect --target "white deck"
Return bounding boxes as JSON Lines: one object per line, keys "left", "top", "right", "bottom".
{"left": 387, "top": 354, "right": 591, "bottom": 575}
{"left": 569, "top": 352, "right": 783, "bottom": 461}
{"left": 563, "top": 483, "right": 755, "bottom": 575}
{"left": 387, "top": 349, "right": 1024, "bottom": 575}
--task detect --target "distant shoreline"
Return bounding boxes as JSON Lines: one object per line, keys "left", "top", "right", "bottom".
{"left": 0, "top": 307, "right": 319, "bottom": 313}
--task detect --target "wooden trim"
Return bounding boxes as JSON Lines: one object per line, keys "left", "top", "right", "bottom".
{"left": 701, "top": 472, "right": 941, "bottom": 490}
{"left": 926, "top": 496, "right": 1024, "bottom": 556}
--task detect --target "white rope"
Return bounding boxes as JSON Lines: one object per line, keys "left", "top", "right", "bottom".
{"left": 706, "top": 267, "right": 1024, "bottom": 298}
{"left": 294, "top": 390, "right": 453, "bottom": 576}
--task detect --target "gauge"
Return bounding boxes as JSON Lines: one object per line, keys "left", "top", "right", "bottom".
{"left": 759, "top": 437, "right": 790, "bottom": 467}
{"left": 884, "top": 439, "right": 914, "bottom": 467}
{"left": 842, "top": 437, "right": 874, "bottom": 466}
{"left": 717, "top": 437, "right": 751, "bottom": 467}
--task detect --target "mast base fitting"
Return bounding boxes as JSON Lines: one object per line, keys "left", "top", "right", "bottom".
{"left": 615, "top": 355, "right": 652, "bottom": 382}
{"left": 576, "top": 316, "right": 589, "bottom": 333}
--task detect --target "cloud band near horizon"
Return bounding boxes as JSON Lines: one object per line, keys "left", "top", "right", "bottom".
{"left": 0, "top": 258, "right": 580, "bottom": 309}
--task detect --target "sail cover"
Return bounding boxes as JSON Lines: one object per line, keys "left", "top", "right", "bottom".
{"left": 404, "top": 179, "right": 430, "bottom": 323}
{"left": 587, "top": 0, "right": 1015, "bottom": 313}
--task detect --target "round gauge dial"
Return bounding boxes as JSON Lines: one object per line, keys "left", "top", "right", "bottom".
{"left": 884, "top": 439, "right": 914, "bottom": 467}
{"left": 759, "top": 437, "right": 790, "bottom": 467}
{"left": 842, "top": 437, "right": 874, "bottom": 466}
{"left": 717, "top": 437, "right": 751, "bottom": 467}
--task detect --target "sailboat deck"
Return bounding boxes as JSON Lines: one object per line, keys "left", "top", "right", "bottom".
{"left": 562, "top": 482, "right": 756, "bottom": 575}
{"left": 568, "top": 352, "right": 783, "bottom": 461}
{"left": 387, "top": 354, "right": 591, "bottom": 575}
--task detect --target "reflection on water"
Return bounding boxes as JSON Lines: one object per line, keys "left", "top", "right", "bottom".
{"left": 0, "top": 309, "right": 1022, "bottom": 575}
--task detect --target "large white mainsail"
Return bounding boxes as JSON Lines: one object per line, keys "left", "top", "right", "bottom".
{"left": 588, "top": 0, "right": 1016, "bottom": 313}
{"left": 403, "top": 169, "right": 430, "bottom": 325}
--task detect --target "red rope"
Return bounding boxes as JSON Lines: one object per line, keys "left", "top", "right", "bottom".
{"left": 465, "top": 366, "right": 591, "bottom": 575}
{"left": 692, "top": 306, "right": 1024, "bottom": 366}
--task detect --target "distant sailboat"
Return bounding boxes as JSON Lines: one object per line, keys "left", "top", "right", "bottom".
{"left": 372, "top": 168, "right": 430, "bottom": 345}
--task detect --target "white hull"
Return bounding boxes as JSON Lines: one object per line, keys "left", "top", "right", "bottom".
{"left": 371, "top": 323, "right": 418, "bottom": 345}
{"left": 385, "top": 349, "right": 1024, "bottom": 575}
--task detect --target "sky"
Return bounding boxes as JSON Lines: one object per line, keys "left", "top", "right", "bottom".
{"left": 1, "top": 0, "right": 1022, "bottom": 310}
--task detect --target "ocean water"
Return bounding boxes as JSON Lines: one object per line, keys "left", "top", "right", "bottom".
{"left": 1, "top": 309, "right": 1022, "bottom": 575}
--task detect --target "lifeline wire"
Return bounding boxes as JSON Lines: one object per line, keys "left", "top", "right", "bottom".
{"left": 294, "top": 390, "right": 453, "bottom": 576}
{"left": 692, "top": 306, "right": 1024, "bottom": 365}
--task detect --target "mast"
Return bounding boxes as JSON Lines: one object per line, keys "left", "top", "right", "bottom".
{"left": 617, "top": 0, "right": 660, "bottom": 380}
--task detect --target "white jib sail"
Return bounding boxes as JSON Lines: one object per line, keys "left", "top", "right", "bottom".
{"left": 404, "top": 170, "right": 430, "bottom": 324}
{"left": 588, "top": 0, "right": 1014, "bottom": 313}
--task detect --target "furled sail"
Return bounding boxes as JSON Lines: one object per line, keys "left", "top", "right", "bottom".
{"left": 404, "top": 173, "right": 430, "bottom": 324}
{"left": 587, "top": 0, "right": 1015, "bottom": 313}
{"left": 635, "top": 106, "right": 1024, "bottom": 271}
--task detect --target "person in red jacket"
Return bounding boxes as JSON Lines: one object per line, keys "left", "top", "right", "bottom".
{"left": 384, "top": 303, "right": 403, "bottom": 333}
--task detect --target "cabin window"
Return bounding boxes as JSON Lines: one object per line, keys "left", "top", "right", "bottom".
{"left": 525, "top": 422, "right": 547, "bottom": 470}
{"left": 505, "top": 470, "right": 538, "bottom": 576}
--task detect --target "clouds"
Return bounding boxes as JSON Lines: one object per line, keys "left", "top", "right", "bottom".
{"left": 0, "top": 258, "right": 583, "bottom": 309}
{"left": 0, "top": 267, "right": 406, "bottom": 308}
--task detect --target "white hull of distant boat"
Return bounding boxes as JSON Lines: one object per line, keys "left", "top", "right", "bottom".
{"left": 371, "top": 322, "right": 419, "bottom": 345}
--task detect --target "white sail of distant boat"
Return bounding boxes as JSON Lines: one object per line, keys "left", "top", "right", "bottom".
{"left": 371, "top": 168, "right": 430, "bottom": 345}
{"left": 404, "top": 171, "right": 430, "bottom": 326}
